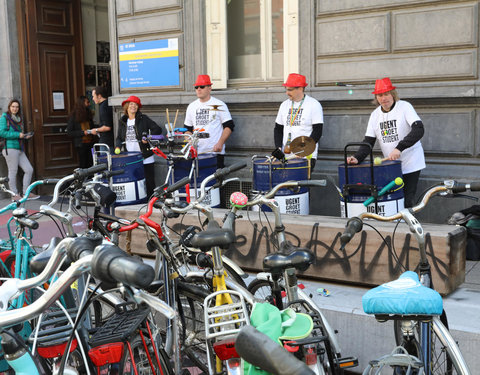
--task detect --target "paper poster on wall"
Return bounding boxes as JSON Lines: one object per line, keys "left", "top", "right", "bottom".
{"left": 119, "top": 38, "right": 180, "bottom": 88}
{"left": 52, "top": 91, "right": 65, "bottom": 110}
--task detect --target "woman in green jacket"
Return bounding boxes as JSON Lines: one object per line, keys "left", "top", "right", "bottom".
{"left": 0, "top": 99, "right": 38, "bottom": 201}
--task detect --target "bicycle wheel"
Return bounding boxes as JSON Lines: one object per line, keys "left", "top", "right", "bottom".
{"left": 177, "top": 275, "right": 214, "bottom": 374}
{"left": 393, "top": 310, "right": 466, "bottom": 374}
{"left": 247, "top": 278, "right": 286, "bottom": 307}
{"left": 120, "top": 333, "right": 173, "bottom": 375}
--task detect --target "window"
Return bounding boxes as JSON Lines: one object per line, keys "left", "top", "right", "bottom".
{"left": 206, "top": 0, "right": 298, "bottom": 88}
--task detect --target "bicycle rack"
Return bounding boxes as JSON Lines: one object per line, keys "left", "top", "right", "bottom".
{"left": 28, "top": 308, "right": 79, "bottom": 359}
{"left": 204, "top": 290, "right": 250, "bottom": 374}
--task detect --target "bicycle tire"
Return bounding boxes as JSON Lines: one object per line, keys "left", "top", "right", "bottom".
{"left": 177, "top": 275, "right": 214, "bottom": 374}
{"left": 247, "top": 278, "right": 286, "bottom": 308}
{"left": 393, "top": 310, "right": 468, "bottom": 374}
{"left": 248, "top": 278, "right": 341, "bottom": 375}
{"left": 120, "top": 333, "right": 173, "bottom": 375}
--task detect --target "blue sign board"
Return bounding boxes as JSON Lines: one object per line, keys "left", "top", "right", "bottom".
{"left": 119, "top": 39, "right": 180, "bottom": 88}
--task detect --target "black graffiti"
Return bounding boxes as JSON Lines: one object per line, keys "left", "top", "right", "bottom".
{"left": 171, "top": 220, "right": 450, "bottom": 283}
{"left": 227, "top": 222, "right": 449, "bottom": 283}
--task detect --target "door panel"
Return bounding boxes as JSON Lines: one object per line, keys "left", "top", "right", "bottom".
{"left": 18, "top": 0, "right": 84, "bottom": 178}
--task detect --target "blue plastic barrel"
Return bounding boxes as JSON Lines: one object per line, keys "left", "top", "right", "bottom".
{"left": 252, "top": 158, "right": 310, "bottom": 215}
{"left": 101, "top": 152, "right": 147, "bottom": 206}
{"left": 173, "top": 153, "right": 220, "bottom": 207}
{"left": 338, "top": 160, "right": 404, "bottom": 217}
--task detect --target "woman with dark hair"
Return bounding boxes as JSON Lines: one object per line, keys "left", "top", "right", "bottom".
{"left": 115, "top": 95, "right": 162, "bottom": 198}
{"left": 67, "top": 95, "right": 95, "bottom": 168}
{"left": 0, "top": 99, "right": 37, "bottom": 201}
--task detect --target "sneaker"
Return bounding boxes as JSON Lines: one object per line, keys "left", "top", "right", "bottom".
{"left": 11, "top": 194, "right": 21, "bottom": 201}
{"left": 26, "top": 193, "right": 40, "bottom": 200}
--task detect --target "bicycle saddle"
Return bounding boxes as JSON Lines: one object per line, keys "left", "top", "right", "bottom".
{"left": 29, "top": 237, "right": 65, "bottom": 274}
{"left": 263, "top": 243, "right": 314, "bottom": 274}
{"left": 190, "top": 221, "right": 235, "bottom": 251}
{"left": 362, "top": 271, "right": 443, "bottom": 316}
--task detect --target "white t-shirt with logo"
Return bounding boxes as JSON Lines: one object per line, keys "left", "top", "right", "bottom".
{"left": 184, "top": 97, "right": 233, "bottom": 154}
{"left": 126, "top": 118, "right": 154, "bottom": 164}
{"left": 365, "top": 100, "right": 425, "bottom": 174}
{"left": 275, "top": 95, "right": 323, "bottom": 159}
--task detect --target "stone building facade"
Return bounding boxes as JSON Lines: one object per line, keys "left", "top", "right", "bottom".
{"left": 1, "top": 0, "right": 479, "bottom": 222}
{"left": 108, "top": 0, "right": 480, "bottom": 222}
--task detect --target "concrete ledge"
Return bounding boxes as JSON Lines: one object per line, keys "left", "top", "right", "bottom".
{"left": 114, "top": 206, "right": 466, "bottom": 295}
{"left": 297, "top": 279, "right": 479, "bottom": 374}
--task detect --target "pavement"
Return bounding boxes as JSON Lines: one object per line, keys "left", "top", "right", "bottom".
{"left": 1, "top": 195, "right": 479, "bottom": 373}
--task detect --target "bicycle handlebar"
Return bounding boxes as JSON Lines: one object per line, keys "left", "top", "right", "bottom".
{"left": 91, "top": 244, "right": 155, "bottom": 289}
{"left": 0, "top": 237, "right": 156, "bottom": 327}
{"left": 247, "top": 179, "right": 327, "bottom": 205}
{"left": 73, "top": 163, "right": 108, "bottom": 181}
{"left": 161, "top": 176, "right": 191, "bottom": 196}
{"left": 214, "top": 161, "right": 247, "bottom": 180}
{"left": 340, "top": 180, "right": 478, "bottom": 249}
{"left": 448, "top": 180, "right": 480, "bottom": 193}
{"left": 235, "top": 325, "right": 314, "bottom": 375}
{"left": 163, "top": 162, "right": 247, "bottom": 214}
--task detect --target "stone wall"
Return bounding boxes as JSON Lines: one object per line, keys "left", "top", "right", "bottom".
{"left": 114, "top": 206, "right": 467, "bottom": 295}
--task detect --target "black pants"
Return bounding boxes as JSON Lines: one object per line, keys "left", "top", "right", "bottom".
{"left": 402, "top": 170, "right": 421, "bottom": 208}
{"left": 217, "top": 155, "right": 225, "bottom": 169}
{"left": 77, "top": 143, "right": 94, "bottom": 169}
{"left": 310, "top": 158, "right": 317, "bottom": 172}
{"left": 144, "top": 163, "right": 156, "bottom": 198}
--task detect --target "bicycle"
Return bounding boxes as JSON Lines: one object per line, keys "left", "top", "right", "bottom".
{"left": 224, "top": 180, "right": 358, "bottom": 375}
{"left": 339, "top": 179, "right": 474, "bottom": 374}
{"left": 154, "top": 162, "right": 256, "bottom": 374}
{"left": 0, "top": 234, "right": 175, "bottom": 375}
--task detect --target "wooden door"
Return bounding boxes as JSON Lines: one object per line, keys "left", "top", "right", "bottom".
{"left": 17, "top": 0, "right": 84, "bottom": 178}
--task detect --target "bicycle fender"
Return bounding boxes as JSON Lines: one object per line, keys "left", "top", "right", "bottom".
{"left": 254, "top": 272, "right": 273, "bottom": 282}
{"left": 219, "top": 254, "right": 248, "bottom": 279}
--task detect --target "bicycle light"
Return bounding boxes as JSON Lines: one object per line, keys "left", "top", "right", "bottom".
{"left": 213, "top": 338, "right": 239, "bottom": 360}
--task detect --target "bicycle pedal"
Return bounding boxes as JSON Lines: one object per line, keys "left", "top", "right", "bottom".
{"left": 336, "top": 356, "right": 358, "bottom": 369}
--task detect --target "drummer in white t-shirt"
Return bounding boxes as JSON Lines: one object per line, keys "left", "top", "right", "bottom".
{"left": 184, "top": 74, "right": 235, "bottom": 169}
{"left": 346, "top": 77, "right": 426, "bottom": 208}
{"left": 274, "top": 73, "right": 324, "bottom": 171}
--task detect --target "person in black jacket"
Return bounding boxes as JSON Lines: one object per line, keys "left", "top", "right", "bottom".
{"left": 66, "top": 96, "right": 95, "bottom": 168}
{"left": 91, "top": 86, "right": 114, "bottom": 151}
{"left": 115, "top": 95, "right": 162, "bottom": 198}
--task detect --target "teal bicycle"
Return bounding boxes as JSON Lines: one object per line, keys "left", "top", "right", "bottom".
{"left": 0, "top": 178, "right": 62, "bottom": 308}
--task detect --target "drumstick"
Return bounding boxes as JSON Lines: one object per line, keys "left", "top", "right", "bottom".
{"left": 166, "top": 108, "right": 173, "bottom": 133}
{"left": 198, "top": 149, "right": 214, "bottom": 155}
{"left": 285, "top": 150, "right": 305, "bottom": 159}
{"left": 173, "top": 109, "right": 179, "bottom": 129}
{"left": 373, "top": 156, "right": 390, "bottom": 165}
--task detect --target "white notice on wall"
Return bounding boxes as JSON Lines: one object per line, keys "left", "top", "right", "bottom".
{"left": 53, "top": 92, "right": 65, "bottom": 110}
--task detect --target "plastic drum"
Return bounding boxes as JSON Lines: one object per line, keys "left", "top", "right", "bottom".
{"left": 338, "top": 160, "right": 404, "bottom": 218}
{"left": 252, "top": 158, "right": 309, "bottom": 215}
{"left": 173, "top": 153, "right": 220, "bottom": 207}
{"left": 101, "top": 152, "right": 147, "bottom": 206}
